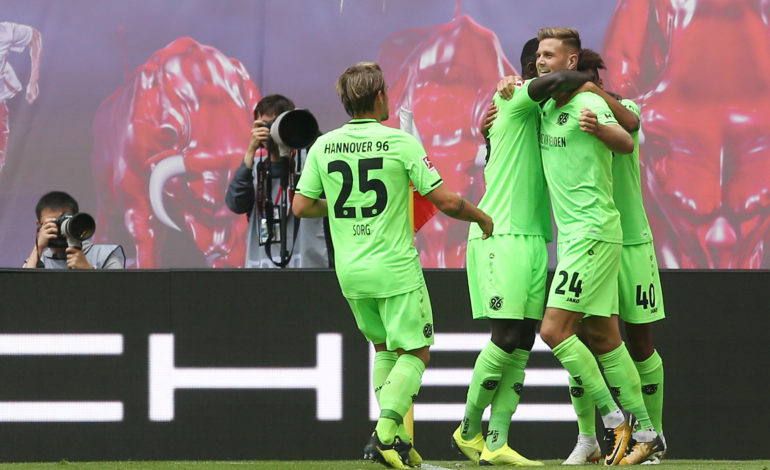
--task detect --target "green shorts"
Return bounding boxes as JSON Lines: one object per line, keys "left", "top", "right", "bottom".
{"left": 467, "top": 234, "right": 548, "bottom": 320}
{"left": 547, "top": 238, "right": 621, "bottom": 317}
{"left": 618, "top": 242, "right": 666, "bottom": 324}
{"left": 346, "top": 284, "right": 434, "bottom": 351}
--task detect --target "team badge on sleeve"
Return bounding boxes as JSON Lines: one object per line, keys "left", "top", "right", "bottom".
{"left": 422, "top": 156, "right": 436, "bottom": 171}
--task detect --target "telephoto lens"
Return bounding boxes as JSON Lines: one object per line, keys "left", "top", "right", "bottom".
{"left": 52, "top": 212, "right": 96, "bottom": 248}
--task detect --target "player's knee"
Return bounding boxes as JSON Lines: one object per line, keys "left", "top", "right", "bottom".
{"left": 585, "top": 332, "right": 620, "bottom": 355}
{"left": 517, "top": 329, "right": 536, "bottom": 351}
{"left": 625, "top": 324, "right": 654, "bottom": 361}
{"left": 490, "top": 319, "right": 538, "bottom": 353}
{"left": 539, "top": 325, "right": 561, "bottom": 349}
{"left": 401, "top": 346, "right": 431, "bottom": 366}
{"left": 518, "top": 320, "right": 538, "bottom": 351}
{"left": 626, "top": 339, "right": 654, "bottom": 362}
{"left": 491, "top": 329, "right": 520, "bottom": 353}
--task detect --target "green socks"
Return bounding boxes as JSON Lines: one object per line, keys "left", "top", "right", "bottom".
{"left": 461, "top": 341, "right": 507, "bottom": 439}
{"left": 486, "top": 349, "right": 530, "bottom": 451}
{"left": 635, "top": 350, "right": 664, "bottom": 434}
{"left": 568, "top": 375, "right": 597, "bottom": 436}
{"left": 552, "top": 334, "right": 618, "bottom": 416}
{"left": 598, "top": 342, "right": 653, "bottom": 430}
{"left": 376, "top": 353, "right": 426, "bottom": 444}
{"left": 373, "top": 351, "right": 398, "bottom": 403}
{"left": 566, "top": 344, "right": 664, "bottom": 436}
{"left": 372, "top": 351, "right": 412, "bottom": 441}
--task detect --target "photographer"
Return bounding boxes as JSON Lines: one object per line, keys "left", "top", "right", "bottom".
{"left": 225, "top": 94, "right": 331, "bottom": 268}
{"left": 23, "top": 191, "right": 125, "bottom": 269}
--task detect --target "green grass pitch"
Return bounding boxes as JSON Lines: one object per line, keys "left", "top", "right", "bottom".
{"left": 1, "top": 461, "right": 769, "bottom": 469}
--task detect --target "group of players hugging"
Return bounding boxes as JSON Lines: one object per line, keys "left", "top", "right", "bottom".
{"left": 293, "top": 26, "right": 666, "bottom": 467}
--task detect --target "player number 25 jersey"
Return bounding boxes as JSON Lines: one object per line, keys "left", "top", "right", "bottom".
{"left": 297, "top": 119, "right": 443, "bottom": 299}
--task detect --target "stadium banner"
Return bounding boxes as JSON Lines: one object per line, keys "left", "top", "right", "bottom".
{"left": 2, "top": 0, "right": 768, "bottom": 270}
{"left": 0, "top": 268, "right": 767, "bottom": 462}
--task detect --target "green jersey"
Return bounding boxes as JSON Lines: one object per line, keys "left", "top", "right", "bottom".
{"left": 612, "top": 99, "right": 653, "bottom": 245}
{"left": 540, "top": 92, "right": 622, "bottom": 243}
{"left": 469, "top": 79, "right": 552, "bottom": 241}
{"left": 297, "top": 119, "right": 442, "bottom": 299}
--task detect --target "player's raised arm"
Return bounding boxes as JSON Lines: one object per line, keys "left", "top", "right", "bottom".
{"left": 527, "top": 70, "right": 593, "bottom": 102}
{"left": 495, "top": 70, "right": 592, "bottom": 104}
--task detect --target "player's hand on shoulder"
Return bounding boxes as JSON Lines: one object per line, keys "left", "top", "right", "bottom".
{"left": 579, "top": 108, "right": 599, "bottom": 135}
{"left": 480, "top": 102, "right": 498, "bottom": 138}
{"left": 497, "top": 75, "right": 523, "bottom": 100}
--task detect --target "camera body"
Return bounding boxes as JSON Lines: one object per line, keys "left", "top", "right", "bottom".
{"left": 48, "top": 212, "right": 96, "bottom": 249}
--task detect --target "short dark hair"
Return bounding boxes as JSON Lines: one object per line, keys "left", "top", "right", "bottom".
{"left": 520, "top": 37, "right": 539, "bottom": 71}
{"left": 254, "top": 94, "right": 295, "bottom": 120}
{"left": 35, "top": 191, "right": 78, "bottom": 220}
{"left": 577, "top": 48, "right": 606, "bottom": 80}
{"left": 520, "top": 37, "right": 539, "bottom": 79}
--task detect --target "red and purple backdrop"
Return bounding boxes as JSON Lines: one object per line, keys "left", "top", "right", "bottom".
{"left": 1, "top": 0, "right": 767, "bottom": 269}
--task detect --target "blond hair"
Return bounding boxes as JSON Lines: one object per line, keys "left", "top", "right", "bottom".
{"left": 335, "top": 62, "right": 386, "bottom": 117}
{"left": 537, "top": 27, "right": 581, "bottom": 53}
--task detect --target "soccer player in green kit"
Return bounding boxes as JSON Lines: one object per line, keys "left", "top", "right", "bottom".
{"left": 451, "top": 38, "right": 594, "bottom": 467}
{"left": 558, "top": 49, "right": 667, "bottom": 466}
{"left": 493, "top": 44, "right": 667, "bottom": 465}
{"left": 534, "top": 27, "right": 654, "bottom": 466}
{"left": 293, "top": 61, "right": 493, "bottom": 469}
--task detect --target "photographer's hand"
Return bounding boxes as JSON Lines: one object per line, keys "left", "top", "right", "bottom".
{"left": 36, "top": 218, "right": 58, "bottom": 251}
{"left": 66, "top": 247, "right": 93, "bottom": 269}
{"left": 244, "top": 119, "right": 271, "bottom": 168}
{"left": 23, "top": 218, "right": 58, "bottom": 268}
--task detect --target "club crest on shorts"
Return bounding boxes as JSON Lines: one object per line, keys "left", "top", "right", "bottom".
{"left": 422, "top": 323, "right": 433, "bottom": 338}
{"left": 489, "top": 296, "right": 503, "bottom": 310}
{"left": 558, "top": 112, "right": 569, "bottom": 125}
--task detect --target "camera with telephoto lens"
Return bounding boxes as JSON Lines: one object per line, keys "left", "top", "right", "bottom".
{"left": 262, "top": 109, "right": 320, "bottom": 157}
{"left": 48, "top": 212, "right": 96, "bottom": 250}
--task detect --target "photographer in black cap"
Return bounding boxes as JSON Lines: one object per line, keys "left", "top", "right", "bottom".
{"left": 23, "top": 191, "right": 125, "bottom": 269}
